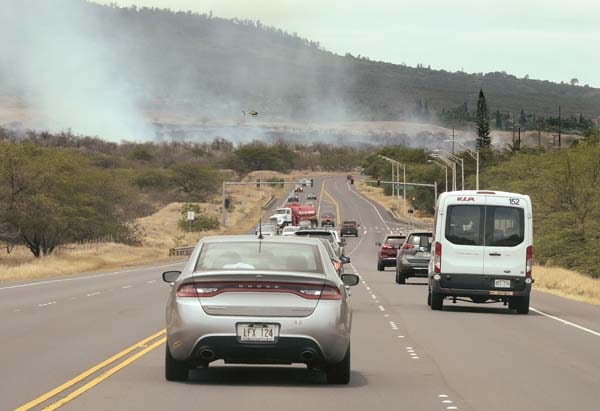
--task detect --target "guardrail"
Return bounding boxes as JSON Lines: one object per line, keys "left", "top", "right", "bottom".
{"left": 262, "top": 194, "right": 276, "bottom": 209}
{"left": 168, "top": 246, "right": 195, "bottom": 257}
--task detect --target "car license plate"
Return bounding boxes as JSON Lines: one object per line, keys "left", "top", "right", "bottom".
{"left": 494, "top": 279, "right": 511, "bottom": 288}
{"left": 415, "top": 252, "right": 431, "bottom": 257}
{"left": 237, "top": 323, "right": 279, "bottom": 342}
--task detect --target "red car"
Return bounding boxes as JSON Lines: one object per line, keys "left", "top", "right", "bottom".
{"left": 376, "top": 234, "right": 406, "bottom": 271}
{"left": 320, "top": 213, "right": 336, "bottom": 227}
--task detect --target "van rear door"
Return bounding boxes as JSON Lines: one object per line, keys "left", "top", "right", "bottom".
{"left": 441, "top": 196, "right": 485, "bottom": 275}
{"left": 483, "top": 195, "right": 528, "bottom": 278}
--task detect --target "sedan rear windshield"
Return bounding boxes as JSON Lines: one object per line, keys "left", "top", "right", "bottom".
{"left": 195, "top": 242, "right": 323, "bottom": 273}
{"left": 445, "top": 205, "right": 524, "bottom": 247}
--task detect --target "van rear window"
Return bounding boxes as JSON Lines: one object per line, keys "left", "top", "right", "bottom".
{"left": 445, "top": 205, "right": 524, "bottom": 247}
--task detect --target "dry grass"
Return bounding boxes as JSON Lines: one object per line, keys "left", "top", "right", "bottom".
{"left": 355, "top": 180, "right": 434, "bottom": 225}
{"left": 0, "top": 170, "right": 291, "bottom": 282}
{"left": 533, "top": 265, "right": 600, "bottom": 306}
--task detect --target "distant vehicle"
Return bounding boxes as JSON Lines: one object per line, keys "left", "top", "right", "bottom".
{"left": 281, "top": 225, "right": 299, "bottom": 236}
{"left": 340, "top": 220, "right": 359, "bottom": 237}
{"left": 307, "top": 192, "right": 317, "bottom": 200}
{"left": 320, "top": 213, "right": 336, "bottom": 227}
{"left": 255, "top": 222, "right": 278, "bottom": 236}
{"left": 376, "top": 234, "right": 407, "bottom": 271}
{"left": 395, "top": 231, "right": 433, "bottom": 284}
{"left": 162, "top": 235, "right": 359, "bottom": 383}
{"left": 294, "top": 229, "right": 344, "bottom": 258}
{"left": 428, "top": 191, "right": 533, "bottom": 314}
{"left": 294, "top": 185, "right": 304, "bottom": 193}
{"left": 346, "top": 175, "right": 352, "bottom": 180}
{"left": 270, "top": 204, "right": 317, "bottom": 228}
{"left": 287, "top": 195, "right": 300, "bottom": 203}
{"left": 300, "top": 178, "right": 312, "bottom": 187}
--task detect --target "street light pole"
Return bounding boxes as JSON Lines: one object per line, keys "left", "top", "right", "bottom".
{"left": 444, "top": 139, "right": 480, "bottom": 190}
{"left": 431, "top": 154, "right": 455, "bottom": 191}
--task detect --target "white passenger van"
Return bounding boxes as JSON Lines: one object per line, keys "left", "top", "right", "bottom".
{"left": 428, "top": 190, "right": 533, "bottom": 314}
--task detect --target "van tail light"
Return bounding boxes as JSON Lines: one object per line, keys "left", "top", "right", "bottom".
{"left": 434, "top": 241, "right": 442, "bottom": 273}
{"left": 401, "top": 243, "right": 414, "bottom": 250}
{"left": 176, "top": 281, "right": 340, "bottom": 300}
{"left": 526, "top": 246, "right": 533, "bottom": 278}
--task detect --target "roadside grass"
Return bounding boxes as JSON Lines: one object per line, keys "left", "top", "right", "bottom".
{"left": 534, "top": 265, "right": 600, "bottom": 306}
{"left": 355, "top": 180, "right": 434, "bottom": 225}
{"left": 356, "top": 180, "right": 600, "bottom": 306}
{"left": 0, "top": 170, "right": 291, "bottom": 282}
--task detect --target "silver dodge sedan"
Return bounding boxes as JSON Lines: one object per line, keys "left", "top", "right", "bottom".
{"left": 162, "top": 235, "right": 360, "bottom": 384}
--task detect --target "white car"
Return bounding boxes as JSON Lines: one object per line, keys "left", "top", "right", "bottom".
{"left": 281, "top": 226, "right": 300, "bottom": 236}
{"left": 428, "top": 190, "right": 533, "bottom": 314}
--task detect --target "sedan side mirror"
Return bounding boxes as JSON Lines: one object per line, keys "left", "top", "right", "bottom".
{"left": 340, "top": 256, "right": 350, "bottom": 264}
{"left": 375, "top": 242, "right": 381, "bottom": 246}
{"left": 341, "top": 273, "right": 360, "bottom": 287}
{"left": 163, "top": 270, "right": 181, "bottom": 283}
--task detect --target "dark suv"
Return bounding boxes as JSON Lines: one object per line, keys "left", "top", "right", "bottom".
{"left": 376, "top": 234, "right": 406, "bottom": 271}
{"left": 395, "top": 231, "right": 433, "bottom": 284}
{"left": 340, "top": 220, "right": 359, "bottom": 237}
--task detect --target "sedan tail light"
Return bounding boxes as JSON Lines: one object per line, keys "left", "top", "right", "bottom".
{"left": 332, "top": 260, "right": 341, "bottom": 272}
{"left": 433, "top": 241, "right": 442, "bottom": 273}
{"left": 176, "top": 281, "right": 341, "bottom": 300}
{"left": 381, "top": 243, "right": 394, "bottom": 249}
{"left": 401, "top": 243, "right": 414, "bottom": 250}
{"left": 526, "top": 246, "right": 533, "bottom": 277}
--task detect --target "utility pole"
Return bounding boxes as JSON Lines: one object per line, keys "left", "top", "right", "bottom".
{"left": 558, "top": 104, "right": 562, "bottom": 149}
{"left": 451, "top": 128, "right": 455, "bottom": 155}
{"left": 517, "top": 127, "right": 521, "bottom": 150}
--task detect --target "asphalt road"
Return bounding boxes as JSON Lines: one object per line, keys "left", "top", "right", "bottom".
{"left": 2, "top": 175, "right": 600, "bottom": 411}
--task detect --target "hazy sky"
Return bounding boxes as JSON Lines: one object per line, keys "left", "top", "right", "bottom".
{"left": 97, "top": 1, "right": 599, "bottom": 87}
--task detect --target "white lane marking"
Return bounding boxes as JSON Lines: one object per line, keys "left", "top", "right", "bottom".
{"left": 14, "top": 309, "right": 21, "bottom": 312}
{"left": 442, "top": 400, "right": 453, "bottom": 404}
{"left": 37, "top": 301, "right": 57, "bottom": 307}
{"left": 438, "top": 395, "right": 449, "bottom": 398}
{"left": 0, "top": 262, "right": 184, "bottom": 291}
{"left": 446, "top": 407, "right": 458, "bottom": 410}
{"left": 371, "top": 294, "right": 377, "bottom": 299}
{"left": 346, "top": 232, "right": 367, "bottom": 257}
{"left": 146, "top": 280, "right": 156, "bottom": 284}
{"left": 531, "top": 307, "right": 600, "bottom": 338}
{"left": 384, "top": 314, "right": 390, "bottom": 317}
{"left": 411, "top": 356, "right": 420, "bottom": 359}
{"left": 397, "top": 335, "right": 405, "bottom": 338}
{"left": 378, "top": 305, "right": 385, "bottom": 311}
{"left": 375, "top": 300, "right": 380, "bottom": 303}
{"left": 121, "top": 285, "right": 133, "bottom": 289}
{"left": 406, "top": 346, "right": 413, "bottom": 349}
{"left": 86, "top": 292, "right": 101, "bottom": 297}
{"left": 365, "top": 286, "right": 370, "bottom": 291}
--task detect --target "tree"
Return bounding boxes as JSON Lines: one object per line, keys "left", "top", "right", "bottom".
{"left": 475, "top": 89, "right": 491, "bottom": 148}
{"left": 495, "top": 110, "right": 503, "bottom": 129}
{"left": 570, "top": 78, "right": 579, "bottom": 86}
{"left": 169, "top": 163, "right": 220, "bottom": 201}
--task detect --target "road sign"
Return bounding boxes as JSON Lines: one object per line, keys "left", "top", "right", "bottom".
{"left": 187, "top": 211, "right": 195, "bottom": 221}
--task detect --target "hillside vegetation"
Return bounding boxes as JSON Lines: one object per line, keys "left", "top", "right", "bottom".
{"left": 1, "top": 0, "right": 599, "bottom": 129}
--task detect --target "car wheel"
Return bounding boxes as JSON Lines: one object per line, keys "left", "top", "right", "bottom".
{"left": 427, "top": 288, "right": 432, "bottom": 306}
{"left": 515, "top": 295, "right": 530, "bottom": 314}
{"left": 326, "top": 344, "right": 350, "bottom": 384}
{"left": 377, "top": 261, "right": 384, "bottom": 271}
{"left": 395, "top": 268, "right": 406, "bottom": 284}
{"left": 165, "top": 343, "right": 189, "bottom": 382}
{"left": 431, "top": 292, "right": 444, "bottom": 310}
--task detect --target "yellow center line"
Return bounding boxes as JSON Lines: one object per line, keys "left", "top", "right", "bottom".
{"left": 15, "top": 329, "right": 166, "bottom": 411}
{"left": 321, "top": 181, "right": 341, "bottom": 226}
{"left": 42, "top": 337, "right": 167, "bottom": 411}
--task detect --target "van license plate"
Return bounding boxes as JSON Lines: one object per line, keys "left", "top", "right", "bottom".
{"left": 237, "top": 323, "right": 278, "bottom": 342}
{"left": 494, "top": 279, "right": 511, "bottom": 288}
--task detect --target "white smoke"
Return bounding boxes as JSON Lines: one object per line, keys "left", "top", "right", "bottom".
{"left": 0, "top": 0, "right": 154, "bottom": 141}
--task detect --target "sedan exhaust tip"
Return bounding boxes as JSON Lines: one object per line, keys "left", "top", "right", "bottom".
{"left": 199, "top": 348, "right": 216, "bottom": 360}
{"left": 300, "top": 350, "right": 316, "bottom": 362}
